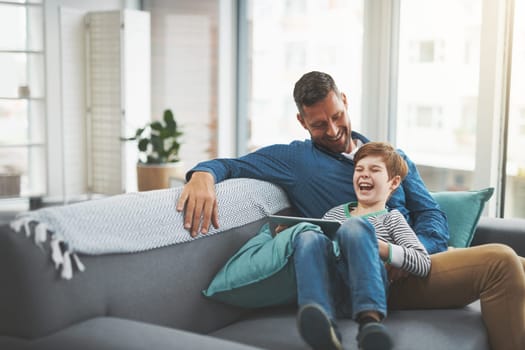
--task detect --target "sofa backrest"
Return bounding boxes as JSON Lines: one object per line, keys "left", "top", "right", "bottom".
{"left": 0, "top": 216, "right": 281, "bottom": 339}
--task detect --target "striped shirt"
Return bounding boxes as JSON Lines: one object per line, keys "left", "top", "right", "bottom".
{"left": 323, "top": 203, "right": 431, "bottom": 277}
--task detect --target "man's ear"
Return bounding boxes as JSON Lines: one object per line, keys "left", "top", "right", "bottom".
{"left": 297, "top": 113, "right": 307, "bottom": 129}
{"left": 341, "top": 92, "right": 348, "bottom": 109}
{"left": 390, "top": 175, "right": 402, "bottom": 191}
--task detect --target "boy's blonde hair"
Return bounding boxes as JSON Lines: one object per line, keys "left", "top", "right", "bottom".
{"left": 354, "top": 142, "right": 408, "bottom": 180}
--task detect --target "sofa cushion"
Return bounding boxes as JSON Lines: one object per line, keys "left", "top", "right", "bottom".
{"left": 431, "top": 188, "right": 494, "bottom": 248}
{"left": 203, "top": 222, "right": 320, "bottom": 308}
{"left": 210, "top": 302, "right": 488, "bottom": 350}
{"left": 29, "top": 316, "right": 262, "bottom": 350}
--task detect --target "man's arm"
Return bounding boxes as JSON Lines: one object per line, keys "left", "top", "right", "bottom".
{"left": 177, "top": 143, "right": 299, "bottom": 237}
{"left": 391, "top": 150, "right": 450, "bottom": 254}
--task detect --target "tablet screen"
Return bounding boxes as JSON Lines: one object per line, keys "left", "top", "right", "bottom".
{"left": 268, "top": 215, "right": 341, "bottom": 238}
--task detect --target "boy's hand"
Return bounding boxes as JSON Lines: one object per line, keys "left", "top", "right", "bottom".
{"left": 274, "top": 224, "right": 289, "bottom": 235}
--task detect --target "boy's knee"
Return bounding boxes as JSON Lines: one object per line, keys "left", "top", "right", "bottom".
{"left": 293, "top": 229, "right": 331, "bottom": 250}
{"left": 337, "top": 217, "right": 375, "bottom": 242}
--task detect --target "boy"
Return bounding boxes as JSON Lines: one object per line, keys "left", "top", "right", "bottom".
{"left": 295, "top": 142, "right": 430, "bottom": 350}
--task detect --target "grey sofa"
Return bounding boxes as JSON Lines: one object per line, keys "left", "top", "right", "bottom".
{"left": 1, "top": 183, "right": 524, "bottom": 350}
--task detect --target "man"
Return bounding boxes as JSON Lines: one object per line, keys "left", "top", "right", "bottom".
{"left": 177, "top": 71, "right": 525, "bottom": 350}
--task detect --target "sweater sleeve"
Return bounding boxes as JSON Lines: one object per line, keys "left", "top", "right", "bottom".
{"left": 186, "top": 143, "right": 300, "bottom": 185}
{"left": 386, "top": 210, "right": 431, "bottom": 277}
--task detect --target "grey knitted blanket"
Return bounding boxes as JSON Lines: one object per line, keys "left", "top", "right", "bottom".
{"left": 10, "top": 178, "right": 290, "bottom": 279}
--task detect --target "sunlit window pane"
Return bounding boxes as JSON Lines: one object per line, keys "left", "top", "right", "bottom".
{"left": 246, "top": 0, "right": 364, "bottom": 151}
{"left": 396, "top": 0, "right": 482, "bottom": 191}
{"left": 504, "top": 0, "right": 525, "bottom": 218}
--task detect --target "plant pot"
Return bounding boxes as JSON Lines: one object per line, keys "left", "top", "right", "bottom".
{"left": 136, "top": 162, "right": 185, "bottom": 192}
{"left": 0, "top": 173, "right": 21, "bottom": 196}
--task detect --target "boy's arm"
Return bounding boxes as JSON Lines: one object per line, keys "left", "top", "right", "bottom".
{"left": 387, "top": 211, "right": 431, "bottom": 277}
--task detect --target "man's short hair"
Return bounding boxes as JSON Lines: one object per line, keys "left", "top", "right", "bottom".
{"left": 293, "top": 71, "right": 341, "bottom": 116}
{"left": 354, "top": 142, "right": 409, "bottom": 180}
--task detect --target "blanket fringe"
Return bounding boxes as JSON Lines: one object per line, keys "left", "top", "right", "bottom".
{"left": 34, "top": 222, "right": 48, "bottom": 247}
{"left": 10, "top": 217, "right": 84, "bottom": 280}
{"left": 50, "top": 236, "right": 64, "bottom": 269}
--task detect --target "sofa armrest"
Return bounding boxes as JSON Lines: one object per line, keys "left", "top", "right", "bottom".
{"left": 471, "top": 216, "right": 525, "bottom": 257}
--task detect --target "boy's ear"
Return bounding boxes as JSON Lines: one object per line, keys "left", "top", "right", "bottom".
{"left": 390, "top": 175, "right": 402, "bottom": 191}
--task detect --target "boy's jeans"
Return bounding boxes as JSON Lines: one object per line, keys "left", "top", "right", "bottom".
{"left": 293, "top": 217, "right": 389, "bottom": 321}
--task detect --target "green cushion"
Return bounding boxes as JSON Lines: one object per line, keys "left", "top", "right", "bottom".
{"left": 431, "top": 187, "right": 494, "bottom": 248}
{"left": 202, "top": 222, "right": 320, "bottom": 308}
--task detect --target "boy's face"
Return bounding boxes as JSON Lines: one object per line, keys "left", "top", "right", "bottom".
{"left": 353, "top": 155, "right": 400, "bottom": 206}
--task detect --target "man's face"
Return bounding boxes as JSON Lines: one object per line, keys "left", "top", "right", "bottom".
{"left": 297, "top": 90, "right": 354, "bottom": 154}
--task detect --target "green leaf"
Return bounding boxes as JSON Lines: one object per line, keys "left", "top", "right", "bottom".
{"left": 150, "top": 134, "right": 163, "bottom": 152}
{"left": 138, "top": 138, "right": 149, "bottom": 152}
{"left": 150, "top": 121, "right": 163, "bottom": 132}
{"left": 164, "top": 109, "right": 175, "bottom": 127}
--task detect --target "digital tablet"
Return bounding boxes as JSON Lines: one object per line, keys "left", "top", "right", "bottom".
{"left": 268, "top": 215, "right": 341, "bottom": 238}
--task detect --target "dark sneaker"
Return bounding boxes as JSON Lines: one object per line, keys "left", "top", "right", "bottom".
{"left": 297, "top": 303, "right": 343, "bottom": 350}
{"left": 356, "top": 322, "right": 393, "bottom": 350}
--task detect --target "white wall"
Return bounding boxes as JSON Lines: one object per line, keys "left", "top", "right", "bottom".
{"left": 44, "top": 0, "right": 140, "bottom": 200}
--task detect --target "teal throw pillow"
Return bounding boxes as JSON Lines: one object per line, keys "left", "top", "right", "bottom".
{"left": 431, "top": 187, "right": 494, "bottom": 248}
{"left": 202, "top": 221, "right": 321, "bottom": 308}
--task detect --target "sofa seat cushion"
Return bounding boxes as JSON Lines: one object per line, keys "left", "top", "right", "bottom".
{"left": 210, "top": 301, "right": 489, "bottom": 350}
{"left": 28, "top": 317, "right": 262, "bottom": 350}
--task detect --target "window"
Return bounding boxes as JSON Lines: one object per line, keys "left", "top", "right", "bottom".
{"left": 504, "top": 0, "right": 525, "bottom": 218}
{"left": 395, "top": 0, "right": 481, "bottom": 191}
{"left": 419, "top": 40, "right": 435, "bottom": 62}
{"left": 0, "top": 1, "right": 45, "bottom": 198}
{"left": 241, "top": 0, "right": 364, "bottom": 153}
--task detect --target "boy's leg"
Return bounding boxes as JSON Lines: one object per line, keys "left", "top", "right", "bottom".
{"left": 293, "top": 229, "right": 337, "bottom": 318}
{"left": 388, "top": 244, "right": 525, "bottom": 350}
{"left": 336, "top": 217, "right": 388, "bottom": 320}
{"left": 335, "top": 218, "right": 393, "bottom": 350}
{"left": 293, "top": 230, "right": 342, "bottom": 350}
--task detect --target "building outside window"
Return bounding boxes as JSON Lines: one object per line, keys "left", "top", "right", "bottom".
{"left": 243, "top": 0, "right": 364, "bottom": 152}
{"left": 396, "top": 0, "right": 481, "bottom": 192}
{"left": 0, "top": 0, "right": 45, "bottom": 200}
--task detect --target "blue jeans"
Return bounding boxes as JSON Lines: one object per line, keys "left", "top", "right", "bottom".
{"left": 293, "top": 217, "right": 389, "bottom": 321}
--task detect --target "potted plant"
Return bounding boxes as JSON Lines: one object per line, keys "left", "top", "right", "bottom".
{"left": 126, "top": 109, "right": 184, "bottom": 191}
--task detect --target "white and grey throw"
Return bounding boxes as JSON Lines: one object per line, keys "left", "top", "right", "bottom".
{"left": 9, "top": 178, "right": 290, "bottom": 280}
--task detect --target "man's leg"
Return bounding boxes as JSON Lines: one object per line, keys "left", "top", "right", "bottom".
{"left": 388, "top": 244, "right": 525, "bottom": 350}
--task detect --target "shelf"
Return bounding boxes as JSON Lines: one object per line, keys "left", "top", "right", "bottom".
{"left": 0, "top": 1, "right": 43, "bottom": 7}
{"left": 0, "top": 96, "right": 45, "bottom": 100}
{"left": 0, "top": 143, "right": 45, "bottom": 148}
{"left": 0, "top": 49, "right": 44, "bottom": 54}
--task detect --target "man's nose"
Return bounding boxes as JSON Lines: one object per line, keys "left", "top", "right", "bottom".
{"left": 326, "top": 121, "right": 338, "bottom": 137}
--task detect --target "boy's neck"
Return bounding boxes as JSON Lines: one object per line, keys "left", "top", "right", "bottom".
{"left": 352, "top": 201, "right": 387, "bottom": 217}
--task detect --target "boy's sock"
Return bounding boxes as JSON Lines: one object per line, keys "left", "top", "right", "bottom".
{"left": 356, "top": 315, "right": 393, "bottom": 350}
{"left": 358, "top": 315, "right": 378, "bottom": 330}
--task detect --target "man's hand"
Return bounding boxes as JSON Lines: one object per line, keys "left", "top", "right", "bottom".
{"left": 176, "top": 172, "right": 219, "bottom": 237}
{"left": 385, "top": 264, "right": 409, "bottom": 283}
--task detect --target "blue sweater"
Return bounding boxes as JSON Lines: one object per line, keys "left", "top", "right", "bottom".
{"left": 188, "top": 131, "right": 449, "bottom": 254}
